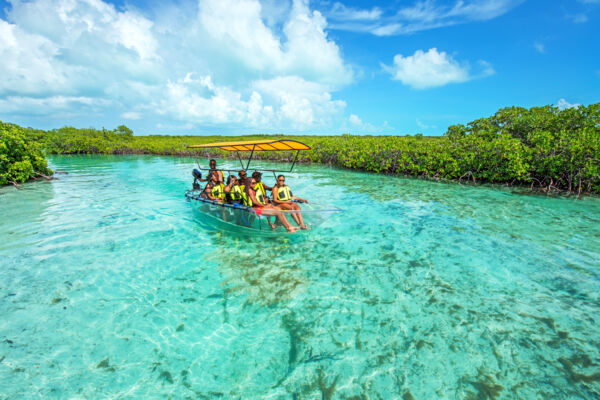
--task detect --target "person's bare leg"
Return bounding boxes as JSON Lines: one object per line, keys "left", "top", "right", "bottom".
{"left": 262, "top": 207, "right": 297, "bottom": 232}
{"left": 291, "top": 203, "right": 307, "bottom": 229}
{"left": 276, "top": 212, "right": 298, "bottom": 232}
{"left": 277, "top": 203, "right": 302, "bottom": 226}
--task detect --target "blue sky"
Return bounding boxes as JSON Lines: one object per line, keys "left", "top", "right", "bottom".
{"left": 0, "top": 0, "right": 598, "bottom": 135}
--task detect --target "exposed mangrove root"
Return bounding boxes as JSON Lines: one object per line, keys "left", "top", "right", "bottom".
{"left": 34, "top": 171, "right": 55, "bottom": 180}
{"left": 458, "top": 171, "right": 476, "bottom": 184}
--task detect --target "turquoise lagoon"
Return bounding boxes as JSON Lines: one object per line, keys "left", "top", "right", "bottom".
{"left": 1, "top": 155, "right": 600, "bottom": 399}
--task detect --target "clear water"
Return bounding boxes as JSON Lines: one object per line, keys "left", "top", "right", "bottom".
{"left": 1, "top": 155, "right": 600, "bottom": 399}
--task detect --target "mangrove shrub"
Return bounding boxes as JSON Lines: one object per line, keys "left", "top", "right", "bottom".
{"left": 0, "top": 122, "right": 53, "bottom": 186}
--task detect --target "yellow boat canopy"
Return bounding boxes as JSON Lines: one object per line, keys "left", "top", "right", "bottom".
{"left": 187, "top": 139, "right": 310, "bottom": 152}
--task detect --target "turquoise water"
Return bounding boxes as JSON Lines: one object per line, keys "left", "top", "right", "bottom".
{"left": 1, "top": 155, "right": 600, "bottom": 399}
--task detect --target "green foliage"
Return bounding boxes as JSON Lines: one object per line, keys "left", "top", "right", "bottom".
{"left": 445, "top": 103, "right": 600, "bottom": 193}
{"left": 115, "top": 125, "right": 133, "bottom": 137}
{"left": 0, "top": 122, "right": 53, "bottom": 186}
{"left": 4, "top": 103, "right": 600, "bottom": 194}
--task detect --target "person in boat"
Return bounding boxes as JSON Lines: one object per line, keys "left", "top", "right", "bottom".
{"left": 203, "top": 172, "right": 226, "bottom": 202}
{"left": 245, "top": 177, "right": 299, "bottom": 233}
{"left": 201, "top": 159, "right": 224, "bottom": 183}
{"left": 272, "top": 174, "right": 308, "bottom": 229}
{"left": 252, "top": 171, "right": 272, "bottom": 202}
{"left": 237, "top": 170, "right": 247, "bottom": 191}
{"left": 224, "top": 175, "right": 247, "bottom": 205}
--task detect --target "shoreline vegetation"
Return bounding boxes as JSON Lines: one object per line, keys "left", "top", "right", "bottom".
{"left": 1, "top": 103, "right": 599, "bottom": 195}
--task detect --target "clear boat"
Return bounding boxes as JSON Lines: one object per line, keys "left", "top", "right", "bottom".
{"left": 184, "top": 139, "right": 342, "bottom": 234}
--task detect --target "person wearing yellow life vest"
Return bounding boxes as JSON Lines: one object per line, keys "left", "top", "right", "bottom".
{"left": 245, "top": 177, "right": 298, "bottom": 233}
{"left": 203, "top": 172, "right": 225, "bottom": 202}
{"left": 252, "top": 171, "right": 272, "bottom": 202}
{"left": 224, "top": 175, "right": 248, "bottom": 205}
{"left": 272, "top": 174, "right": 308, "bottom": 229}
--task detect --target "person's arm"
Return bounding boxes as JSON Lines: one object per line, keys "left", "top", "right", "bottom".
{"left": 205, "top": 184, "right": 217, "bottom": 200}
{"left": 224, "top": 182, "right": 234, "bottom": 193}
{"left": 201, "top": 170, "right": 214, "bottom": 183}
{"left": 248, "top": 189, "right": 259, "bottom": 206}
{"left": 248, "top": 189, "right": 263, "bottom": 206}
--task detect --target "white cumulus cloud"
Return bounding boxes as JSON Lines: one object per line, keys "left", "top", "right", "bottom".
{"left": 383, "top": 48, "right": 493, "bottom": 89}
{"left": 346, "top": 113, "right": 388, "bottom": 133}
{"left": 556, "top": 98, "right": 580, "bottom": 110}
{"left": 197, "top": 0, "right": 352, "bottom": 87}
{"left": 157, "top": 74, "right": 274, "bottom": 126}
{"left": 0, "top": 19, "right": 68, "bottom": 96}
{"left": 0, "top": 0, "right": 359, "bottom": 133}
{"left": 349, "top": 114, "right": 363, "bottom": 125}
{"left": 253, "top": 76, "right": 346, "bottom": 129}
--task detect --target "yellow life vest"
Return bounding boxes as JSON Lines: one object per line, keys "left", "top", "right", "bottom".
{"left": 211, "top": 183, "right": 225, "bottom": 200}
{"left": 229, "top": 185, "right": 243, "bottom": 202}
{"left": 241, "top": 191, "right": 251, "bottom": 207}
{"left": 239, "top": 184, "right": 245, "bottom": 192}
{"left": 255, "top": 181, "right": 267, "bottom": 197}
{"left": 253, "top": 189, "right": 266, "bottom": 206}
{"left": 277, "top": 185, "right": 292, "bottom": 201}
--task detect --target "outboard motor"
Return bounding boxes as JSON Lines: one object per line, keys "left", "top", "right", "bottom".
{"left": 192, "top": 169, "right": 202, "bottom": 190}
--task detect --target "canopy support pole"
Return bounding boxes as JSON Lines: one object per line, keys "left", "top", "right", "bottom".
{"left": 245, "top": 145, "right": 256, "bottom": 171}
{"left": 236, "top": 152, "right": 245, "bottom": 170}
{"left": 289, "top": 150, "right": 300, "bottom": 173}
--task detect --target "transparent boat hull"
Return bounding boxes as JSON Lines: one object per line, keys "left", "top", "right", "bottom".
{"left": 185, "top": 190, "right": 341, "bottom": 235}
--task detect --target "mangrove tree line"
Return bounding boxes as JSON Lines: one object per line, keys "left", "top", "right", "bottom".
{"left": 1, "top": 103, "right": 599, "bottom": 194}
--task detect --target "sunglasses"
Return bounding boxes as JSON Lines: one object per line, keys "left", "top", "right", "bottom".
{"left": 278, "top": 179, "right": 285, "bottom": 182}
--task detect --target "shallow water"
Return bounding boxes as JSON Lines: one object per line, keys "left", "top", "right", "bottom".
{"left": 1, "top": 155, "right": 600, "bottom": 399}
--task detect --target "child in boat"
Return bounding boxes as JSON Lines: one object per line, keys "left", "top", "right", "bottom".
{"left": 245, "top": 178, "right": 299, "bottom": 233}
{"left": 272, "top": 174, "right": 308, "bottom": 229}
